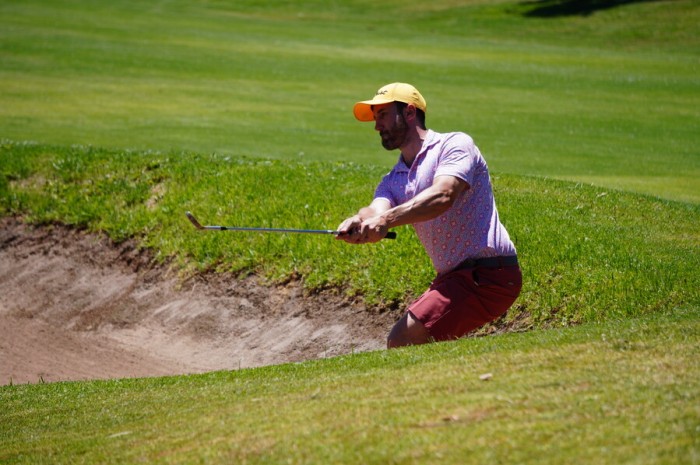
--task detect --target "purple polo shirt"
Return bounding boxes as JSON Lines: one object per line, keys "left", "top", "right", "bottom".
{"left": 374, "top": 130, "right": 516, "bottom": 275}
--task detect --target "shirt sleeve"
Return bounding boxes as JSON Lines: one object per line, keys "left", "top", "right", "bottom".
{"left": 373, "top": 171, "right": 397, "bottom": 207}
{"left": 434, "top": 132, "right": 479, "bottom": 187}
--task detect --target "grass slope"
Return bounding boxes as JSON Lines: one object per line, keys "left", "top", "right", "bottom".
{"left": 1, "top": 309, "right": 698, "bottom": 464}
{"left": 1, "top": 0, "right": 698, "bottom": 202}
{"left": 1, "top": 0, "right": 699, "bottom": 462}
{"left": 2, "top": 141, "right": 698, "bottom": 327}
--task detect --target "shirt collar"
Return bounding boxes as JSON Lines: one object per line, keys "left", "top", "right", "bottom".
{"left": 393, "top": 129, "right": 439, "bottom": 173}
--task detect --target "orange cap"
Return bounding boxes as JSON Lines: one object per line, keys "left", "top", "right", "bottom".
{"left": 353, "top": 82, "right": 427, "bottom": 122}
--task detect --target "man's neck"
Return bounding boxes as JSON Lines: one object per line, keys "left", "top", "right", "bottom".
{"left": 400, "top": 127, "right": 429, "bottom": 167}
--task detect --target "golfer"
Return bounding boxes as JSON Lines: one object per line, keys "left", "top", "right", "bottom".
{"left": 337, "top": 82, "right": 522, "bottom": 348}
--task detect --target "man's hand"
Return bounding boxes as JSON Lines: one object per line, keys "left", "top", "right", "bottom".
{"left": 358, "top": 215, "right": 390, "bottom": 243}
{"left": 336, "top": 200, "right": 392, "bottom": 244}
{"left": 336, "top": 214, "right": 390, "bottom": 243}
{"left": 335, "top": 214, "right": 363, "bottom": 243}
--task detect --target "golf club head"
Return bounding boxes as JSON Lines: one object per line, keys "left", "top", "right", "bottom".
{"left": 185, "top": 211, "right": 205, "bottom": 229}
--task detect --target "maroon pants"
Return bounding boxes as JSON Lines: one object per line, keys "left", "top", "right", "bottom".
{"left": 407, "top": 264, "right": 522, "bottom": 341}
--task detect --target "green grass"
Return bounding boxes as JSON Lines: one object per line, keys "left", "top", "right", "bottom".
{"left": 1, "top": 0, "right": 699, "bottom": 462}
{"left": 2, "top": 141, "right": 698, "bottom": 327}
{"left": 1, "top": 0, "right": 698, "bottom": 202}
{"left": 1, "top": 309, "right": 698, "bottom": 464}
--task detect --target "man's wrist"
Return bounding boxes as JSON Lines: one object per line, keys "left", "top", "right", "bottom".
{"left": 357, "top": 207, "right": 375, "bottom": 221}
{"left": 380, "top": 209, "right": 397, "bottom": 229}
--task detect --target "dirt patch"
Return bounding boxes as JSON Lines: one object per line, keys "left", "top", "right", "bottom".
{"left": 0, "top": 218, "right": 399, "bottom": 385}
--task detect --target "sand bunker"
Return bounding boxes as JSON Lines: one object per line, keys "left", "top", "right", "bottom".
{"left": 0, "top": 218, "right": 397, "bottom": 385}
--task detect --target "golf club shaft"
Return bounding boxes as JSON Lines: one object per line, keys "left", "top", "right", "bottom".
{"left": 203, "top": 225, "right": 337, "bottom": 234}
{"left": 185, "top": 212, "right": 397, "bottom": 239}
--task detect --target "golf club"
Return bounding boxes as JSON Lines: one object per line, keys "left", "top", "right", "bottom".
{"left": 185, "top": 211, "right": 397, "bottom": 239}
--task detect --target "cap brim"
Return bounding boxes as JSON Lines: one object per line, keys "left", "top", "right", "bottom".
{"left": 353, "top": 98, "right": 393, "bottom": 122}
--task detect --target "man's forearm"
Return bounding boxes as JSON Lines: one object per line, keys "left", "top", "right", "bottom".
{"left": 380, "top": 181, "right": 459, "bottom": 228}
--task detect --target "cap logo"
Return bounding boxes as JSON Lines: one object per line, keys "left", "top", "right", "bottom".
{"left": 376, "top": 89, "right": 388, "bottom": 96}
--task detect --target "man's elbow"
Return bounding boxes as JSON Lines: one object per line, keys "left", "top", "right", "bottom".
{"left": 434, "top": 191, "right": 456, "bottom": 214}
{"left": 434, "top": 177, "right": 468, "bottom": 213}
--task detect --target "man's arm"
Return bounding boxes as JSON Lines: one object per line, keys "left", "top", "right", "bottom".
{"left": 358, "top": 175, "right": 468, "bottom": 243}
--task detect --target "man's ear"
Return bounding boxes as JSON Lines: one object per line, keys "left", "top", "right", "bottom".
{"left": 403, "top": 104, "right": 417, "bottom": 122}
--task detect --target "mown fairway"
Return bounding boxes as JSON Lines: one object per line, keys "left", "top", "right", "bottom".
{"left": 1, "top": 0, "right": 699, "bottom": 463}
{"left": 1, "top": 0, "right": 699, "bottom": 202}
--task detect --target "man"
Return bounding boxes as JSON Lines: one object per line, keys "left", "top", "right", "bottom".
{"left": 336, "top": 82, "right": 522, "bottom": 348}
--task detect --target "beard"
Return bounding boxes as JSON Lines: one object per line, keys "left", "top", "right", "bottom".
{"left": 379, "top": 115, "right": 408, "bottom": 150}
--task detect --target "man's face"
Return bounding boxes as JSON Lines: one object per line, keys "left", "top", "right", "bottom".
{"left": 372, "top": 103, "right": 407, "bottom": 151}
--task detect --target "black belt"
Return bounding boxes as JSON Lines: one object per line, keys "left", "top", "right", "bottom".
{"left": 456, "top": 255, "right": 518, "bottom": 270}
